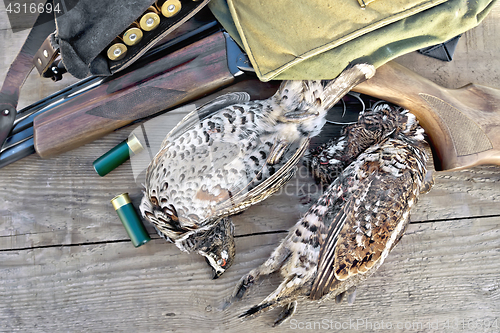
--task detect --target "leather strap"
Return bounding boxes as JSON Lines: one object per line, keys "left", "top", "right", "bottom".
{"left": 0, "top": 9, "right": 56, "bottom": 148}
{"left": 33, "top": 35, "right": 59, "bottom": 76}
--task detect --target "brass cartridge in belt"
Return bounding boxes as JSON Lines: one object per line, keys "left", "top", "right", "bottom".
{"left": 122, "top": 21, "right": 143, "bottom": 46}
{"left": 107, "top": 39, "right": 127, "bottom": 61}
{"left": 159, "top": 0, "right": 181, "bottom": 18}
{"left": 139, "top": 5, "right": 161, "bottom": 31}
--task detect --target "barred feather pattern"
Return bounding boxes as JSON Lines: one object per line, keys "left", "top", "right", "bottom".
{"left": 307, "top": 103, "right": 415, "bottom": 185}
{"left": 138, "top": 65, "right": 375, "bottom": 277}
{"left": 234, "top": 104, "right": 431, "bottom": 325}
{"left": 139, "top": 81, "right": 333, "bottom": 247}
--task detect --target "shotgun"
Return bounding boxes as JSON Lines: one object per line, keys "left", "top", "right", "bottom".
{"left": 35, "top": 59, "right": 500, "bottom": 171}
{"left": 33, "top": 29, "right": 242, "bottom": 158}
{"left": 2, "top": 31, "right": 499, "bottom": 172}
{"left": 0, "top": 21, "right": 250, "bottom": 167}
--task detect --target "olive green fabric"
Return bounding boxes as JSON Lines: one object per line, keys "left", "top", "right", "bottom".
{"left": 209, "top": 0, "right": 497, "bottom": 81}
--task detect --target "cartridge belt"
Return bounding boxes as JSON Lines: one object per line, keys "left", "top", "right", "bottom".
{"left": 32, "top": 0, "right": 210, "bottom": 80}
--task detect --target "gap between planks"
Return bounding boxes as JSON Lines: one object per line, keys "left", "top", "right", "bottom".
{"left": 1, "top": 211, "right": 500, "bottom": 253}
{"left": 0, "top": 217, "right": 498, "bottom": 332}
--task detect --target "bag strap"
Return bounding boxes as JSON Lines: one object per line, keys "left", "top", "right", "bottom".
{"left": 0, "top": 10, "right": 55, "bottom": 149}
{"left": 33, "top": 34, "right": 60, "bottom": 78}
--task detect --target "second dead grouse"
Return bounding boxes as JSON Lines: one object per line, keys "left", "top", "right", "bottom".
{"left": 233, "top": 103, "right": 433, "bottom": 325}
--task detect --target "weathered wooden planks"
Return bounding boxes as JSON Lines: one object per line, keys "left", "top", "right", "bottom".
{"left": 0, "top": 218, "right": 499, "bottom": 332}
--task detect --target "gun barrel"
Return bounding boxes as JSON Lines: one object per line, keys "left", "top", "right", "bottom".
{"left": 33, "top": 31, "right": 235, "bottom": 158}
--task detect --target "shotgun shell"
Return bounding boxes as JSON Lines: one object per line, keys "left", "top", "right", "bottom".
{"left": 107, "top": 42, "right": 127, "bottom": 61}
{"left": 111, "top": 193, "right": 151, "bottom": 247}
{"left": 139, "top": 6, "right": 161, "bottom": 31}
{"left": 160, "top": 0, "right": 181, "bottom": 18}
{"left": 93, "top": 134, "right": 144, "bottom": 176}
{"left": 122, "top": 24, "right": 143, "bottom": 46}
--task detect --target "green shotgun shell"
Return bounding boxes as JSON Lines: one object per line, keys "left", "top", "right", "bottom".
{"left": 93, "top": 133, "right": 144, "bottom": 176}
{"left": 111, "top": 193, "right": 151, "bottom": 247}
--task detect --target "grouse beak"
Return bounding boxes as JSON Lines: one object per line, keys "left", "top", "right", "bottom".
{"left": 212, "top": 268, "right": 224, "bottom": 279}
{"left": 203, "top": 255, "right": 224, "bottom": 279}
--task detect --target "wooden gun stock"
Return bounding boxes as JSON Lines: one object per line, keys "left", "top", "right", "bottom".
{"left": 33, "top": 31, "right": 234, "bottom": 158}
{"left": 353, "top": 61, "right": 500, "bottom": 171}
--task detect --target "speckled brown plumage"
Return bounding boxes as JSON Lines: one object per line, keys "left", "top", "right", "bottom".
{"left": 308, "top": 102, "right": 412, "bottom": 185}
{"left": 139, "top": 64, "right": 376, "bottom": 278}
{"left": 233, "top": 103, "right": 433, "bottom": 325}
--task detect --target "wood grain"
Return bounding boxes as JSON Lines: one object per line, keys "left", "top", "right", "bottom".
{"left": 396, "top": 5, "right": 500, "bottom": 90}
{"left": 0, "top": 1, "right": 500, "bottom": 332}
{"left": 0, "top": 218, "right": 498, "bottom": 332}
